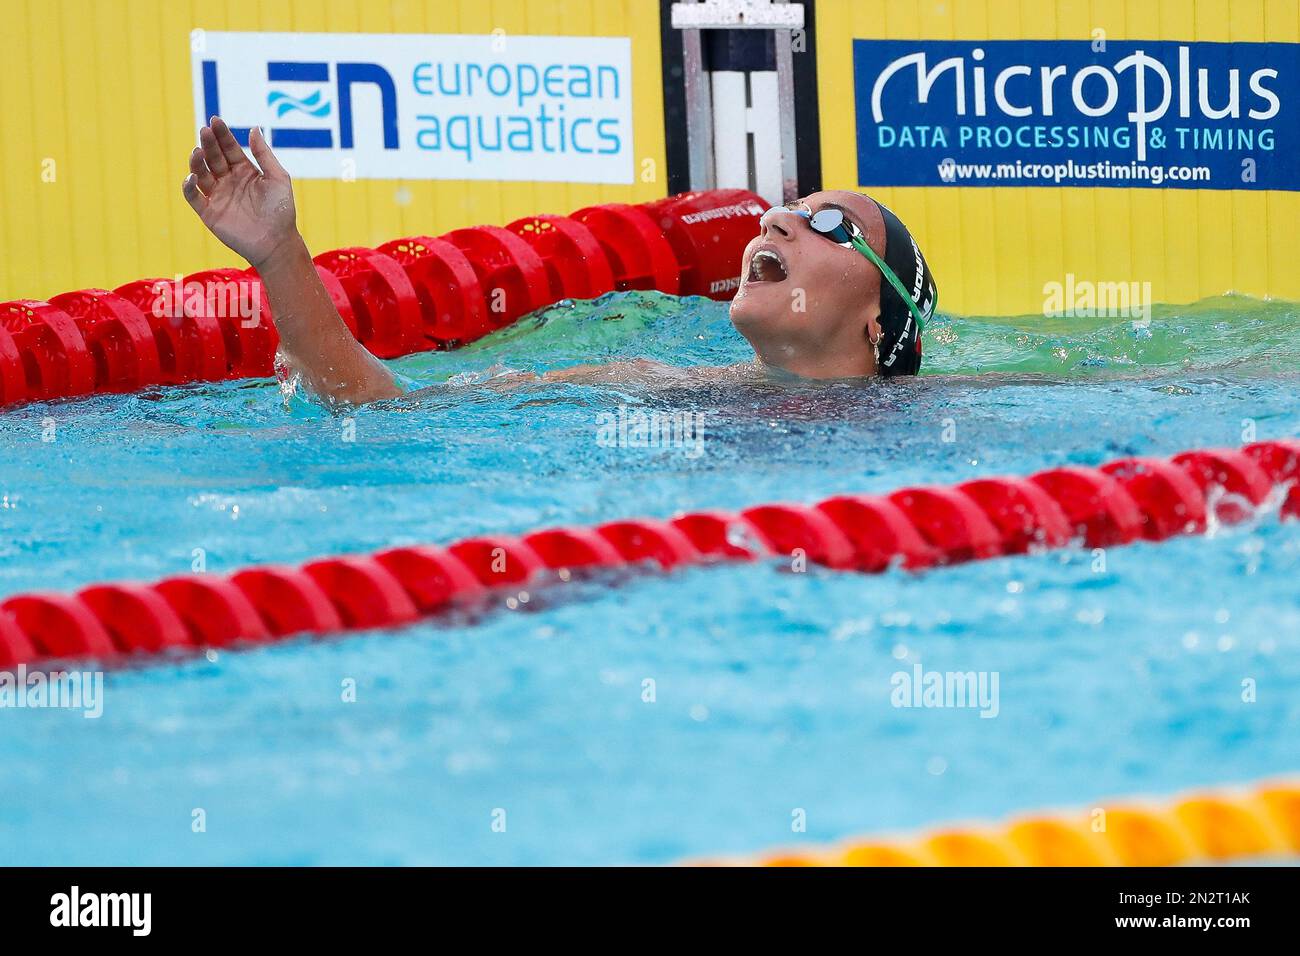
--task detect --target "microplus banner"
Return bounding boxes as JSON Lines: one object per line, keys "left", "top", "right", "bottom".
{"left": 854, "top": 39, "right": 1300, "bottom": 190}
{"left": 192, "top": 32, "right": 634, "bottom": 182}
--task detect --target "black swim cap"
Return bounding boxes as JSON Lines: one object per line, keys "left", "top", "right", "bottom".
{"left": 872, "top": 200, "right": 937, "bottom": 377}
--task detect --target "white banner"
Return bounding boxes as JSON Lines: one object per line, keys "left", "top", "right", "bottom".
{"left": 191, "top": 31, "right": 634, "bottom": 183}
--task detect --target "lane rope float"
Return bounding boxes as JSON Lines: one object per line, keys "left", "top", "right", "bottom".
{"left": 0, "top": 190, "right": 767, "bottom": 409}
{"left": 694, "top": 777, "right": 1300, "bottom": 867}
{"left": 0, "top": 440, "right": 1296, "bottom": 669}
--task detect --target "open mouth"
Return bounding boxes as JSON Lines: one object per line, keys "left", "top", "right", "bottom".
{"left": 747, "top": 249, "right": 788, "bottom": 283}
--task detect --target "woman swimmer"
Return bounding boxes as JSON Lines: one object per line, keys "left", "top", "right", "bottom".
{"left": 182, "top": 116, "right": 937, "bottom": 406}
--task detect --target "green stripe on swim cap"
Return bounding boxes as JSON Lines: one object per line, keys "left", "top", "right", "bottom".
{"left": 870, "top": 199, "right": 937, "bottom": 377}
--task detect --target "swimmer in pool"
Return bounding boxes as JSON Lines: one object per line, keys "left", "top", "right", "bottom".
{"left": 182, "top": 117, "right": 937, "bottom": 406}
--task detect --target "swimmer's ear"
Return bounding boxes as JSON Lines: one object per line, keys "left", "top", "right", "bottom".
{"left": 864, "top": 313, "right": 882, "bottom": 347}
{"left": 865, "top": 313, "right": 883, "bottom": 370}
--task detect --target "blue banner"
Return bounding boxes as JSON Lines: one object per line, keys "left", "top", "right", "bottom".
{"left": 853, "top": 39, "right": 1300, "bottom": 190}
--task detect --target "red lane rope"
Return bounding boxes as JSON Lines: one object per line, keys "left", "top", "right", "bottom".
{"left": 0, "top": 190, "right": 767, "bottom": 409}
{"left": 1, "top": 441, "right": 1296, "bottom": 669}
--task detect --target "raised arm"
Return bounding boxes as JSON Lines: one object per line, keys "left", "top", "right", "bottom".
{"left": 182, "top": 117, "right": 401, "bottom": 406}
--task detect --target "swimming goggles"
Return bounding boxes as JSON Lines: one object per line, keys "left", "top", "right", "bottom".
{"left": 791, "top": 206, "right": 927, "bottom": 330}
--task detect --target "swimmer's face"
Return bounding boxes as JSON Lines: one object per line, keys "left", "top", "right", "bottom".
{"left": 729, "top": 190, "right": 886, "bottom": 377}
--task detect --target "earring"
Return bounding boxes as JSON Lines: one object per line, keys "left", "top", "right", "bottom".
{"left": 869, "top": 332, "right": 881, "bottom": 365}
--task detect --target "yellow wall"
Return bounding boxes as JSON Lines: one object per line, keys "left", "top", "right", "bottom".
{"left": 816, "top": 0, "right": 1300, "bottom": 316}
{"left": 0, "top": 0, "right": 666, "bottom": 301}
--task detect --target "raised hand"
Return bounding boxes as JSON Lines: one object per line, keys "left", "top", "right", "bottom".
{"left": 182, "top": 117, "right": 297, "bottom": 269}
{"left": 180, "top": 117, "right": 400, "bottom": 405}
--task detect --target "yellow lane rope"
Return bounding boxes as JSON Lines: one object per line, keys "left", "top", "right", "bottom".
{"left": 698, "top": 778, "right": 1300, "bottom": 866}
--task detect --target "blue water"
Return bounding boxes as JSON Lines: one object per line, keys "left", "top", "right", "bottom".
{"left": 1, "top": 292, "right": 1298, "bottom": 864}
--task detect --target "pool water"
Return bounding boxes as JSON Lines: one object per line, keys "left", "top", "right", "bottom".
{"left": 1, "top": 293, "right": 1298, "bottom": 865}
